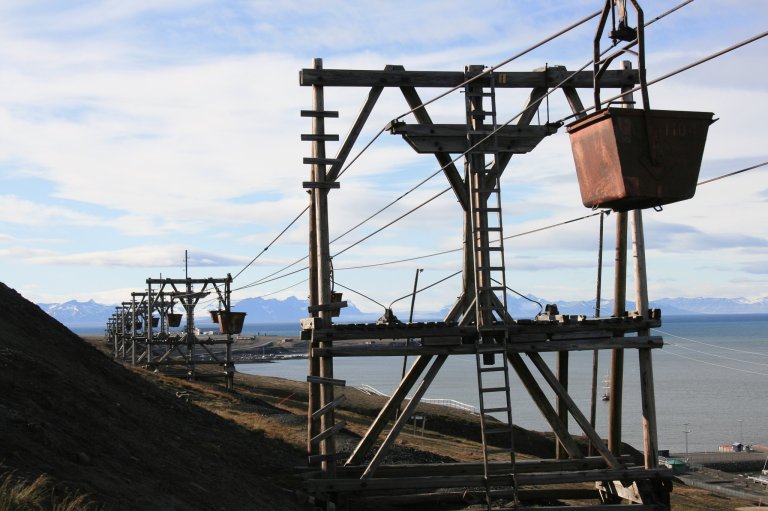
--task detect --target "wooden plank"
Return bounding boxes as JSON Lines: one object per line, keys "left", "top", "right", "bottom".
{"left": 325, "top": 75, "right": 385, "bottom": 182}
{"left": 311, "top": 394, "right": 347, "bottom": 420}
{"left": 303, "top": 157, "right": 340, "bottom": 165}
{"left": 300, "top": 68, "right": 639, "bottom": 89}
{"left": 507, "top": 353, "right": 584, "bottom": 459}
{"left": 307, "top": 375, "right": 346, "bottom": 387}
{"left": 310, "top": 420, "right": 347, "bottom": 445}
{"left": 527, "top": 352, "right": 621, "bottom": 469}
{"left": 389, "top": 123, "right": 554, "bottom": 154}
{"left": 305, "top": 467, "right": 670, "bottom": 492}
{"left": 312, "top": 336, "right": 663, "bottom": 356}
{"left": 361, "top": 355, "right": 447, "bottom": 478}
{"left": 336, "top": 455, "right": 634, "bottom": 478}
{"left": 307, "top": 300, "right": 347, "bottom": 312}
{"left": 300, "top": 109, "right": 338, "bottom": 118}
{"left": 301, "top": 134, "right": 339, "bottom": 141}
{"left": 302, "top": 181, "right": 340, "bottom": 189}
{"left": 345, "top": 355, "right": 432, "bottom": 465}
{"left": 397, "top": 80, "right": 469, "bottom": 210}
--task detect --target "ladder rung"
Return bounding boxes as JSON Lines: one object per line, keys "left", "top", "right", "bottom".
{"left": 479, "top": 366, "right": 506, "bottom": 373}
{"left": 301, "top": 110, "right": 339, "bottom": 118}
{"left": 478, "top": 286, "right": 506, "bottom": 291}
{"left": 485, "top": 426, "right": 514, "bottom": 435}
{"left": 465, "top": 91, "right": 494, "bottom": 97}
{"left": 483, "top": 406, "right": 511, "bottom": 414}
{"left": 476, "top": 268, "right": 504, "bottom": 273}
{"left": 303, "top": 157, "right": 341, "bottom": 166}
{"left": 485, "top": 446, "right": 515, "bottom": 455}
{"left": 480, "top": 386, "right": 508, "bottom": 393}
{"left": 301, "top": 134, "right": 340, "bottom": 142}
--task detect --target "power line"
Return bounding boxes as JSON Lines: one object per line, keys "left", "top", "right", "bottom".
{"left": 698, "top": 161, "right": 767, "bottom": 186}
{"left": 232, "top": 205, "right": 309, "bottom": 280}
{"left": 659, "top": 349, "right": 768, "bottom": 377}
{"left": 654, "top": 328, "right": 768, "bottom": 358}
{"left": 389, "top": 270, "right": 462, "bottom": 309}
{"left": 666, "top": 342, "right": 768, "bottom": 368}
{"left": 228, "top": 2, "right": 695, "bottom": 286}
{"left": 560, "top": 28, "right": 768, "bottom": 123}
{"left": 393, "top": 8, "right": 603, "bottom": 122}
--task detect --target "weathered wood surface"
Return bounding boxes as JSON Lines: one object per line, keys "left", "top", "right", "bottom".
{"left": 312, "top": 335, "right": 663, "bottom": 356}
{"left": 336, "top": 455, "right": 634, "bottom": 478}
{"left": 300, "top": 68, "right": 639, "bottom": 89}
{"left": 305, "top": 467, "right": 671, "bottom": 492}
{"left": 389, "top": 122, "right": 555, "bottom": 154}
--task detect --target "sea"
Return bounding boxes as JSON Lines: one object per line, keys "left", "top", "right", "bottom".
{"left": 235, "top": 314, "right": 768, "bottom": 455}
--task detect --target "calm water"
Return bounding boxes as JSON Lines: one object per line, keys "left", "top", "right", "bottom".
{"left": 238, "top": 314, "right": 768, "bottom": 454}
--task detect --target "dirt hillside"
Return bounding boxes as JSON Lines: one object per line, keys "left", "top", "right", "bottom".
{"left": 0, "top": 282, "right": 308, "bottom": 511}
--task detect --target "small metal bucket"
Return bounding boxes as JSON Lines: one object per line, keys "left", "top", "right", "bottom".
{"left": 209, "top": 310, "right": 220, "bottom": 324}
{"left": 151, "top": 316, "right": 159, "bottom": 328}
{"left": 166, "top": 313, "right": 183, "bottom": 327}
{"left": 217, "top": 311, "right": 247, "bottom": 334}
{"left": 567, "top": 108, "right": 714, "bottom": 211}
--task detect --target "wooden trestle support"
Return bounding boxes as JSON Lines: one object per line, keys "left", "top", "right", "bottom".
{"left": 105, "top": 276, "right": 236, "bottom": 389}
{"left": 300, "top": 57, "right": 672, "bottom": 510}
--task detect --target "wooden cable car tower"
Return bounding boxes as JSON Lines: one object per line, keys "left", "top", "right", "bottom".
{"left": 300, "top": 2, "right": 713, "bottom": 508}
{"left": 106, "top": 276, "right": 245, "bottom": 389}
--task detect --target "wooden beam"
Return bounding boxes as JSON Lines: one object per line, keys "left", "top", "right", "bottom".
{"left": 305, "top": 467, "right": 670, "bottom": 492}
{"left": 361, "top": 355, "right": 447, "bottom": 478}
{"left": 312, "top": 335, "right": 663, "bottom": 357}
{"left": 396, "top": 78, "right": 469, "bottom": 210}
{"left": 345, "top": 355, "right": 432, "bottom": 465}
{"left": 300, "top": 68, "right": 639, "bottom": 89}
{"left": 507, "top": 353, "right": 584, "bottom": 459}
{"left": 527, "top": 352, "right": 621, "bottom": 469}
{"left": 389, "top": 122, "right": 554, "bottom": 154}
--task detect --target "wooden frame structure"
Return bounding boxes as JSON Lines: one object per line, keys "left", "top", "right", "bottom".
{"left": 105, "top": 276, "right": 237, "bottom": 389}
{"left": 300, "top": 57, "right": 672, "bottom": 509}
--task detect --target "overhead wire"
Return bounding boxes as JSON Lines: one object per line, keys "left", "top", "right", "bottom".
{"left": 227, "top": 5, "right": 623, "bottom": 281}
{"left": 232, "top": 0, "right": 733, "bottom": 293}
{"left": 654, "top": 328, "right": 768, "bottom": 358}
{"left": 659, "top": 350, "right": 768, "bottom": 377}
{"left": 665, "top": 341, "right": 768, "bottom": 368}
{"left": 229, "top": 157, "right": 763, "bottom": 294}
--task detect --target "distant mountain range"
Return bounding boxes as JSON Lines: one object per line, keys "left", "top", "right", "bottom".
{"left": 37, "top": 294, "right": 768, "bottom": 328}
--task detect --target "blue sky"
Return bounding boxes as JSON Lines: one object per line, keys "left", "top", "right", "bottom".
{"left": 0, "top": 0, "right": 766, "bottom": 316}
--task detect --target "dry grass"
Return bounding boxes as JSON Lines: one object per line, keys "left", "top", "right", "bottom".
{"left": 0, "top": 471, "right": 97, "bottom": 511}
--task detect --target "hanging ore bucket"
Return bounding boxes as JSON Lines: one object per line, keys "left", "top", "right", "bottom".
{"left": 570, "top": 0, "right": 715, "bottom": 211}
{"left": 151, "top": 316, "right": 159, "bottom": 328}
{"left": 567, "top": 108, "right": 714, "bottom": 211}
{"left": 209, "top": 310, "right": 220, "bottom": 324}
{"left": 166, "top": 312, "right": 183, "bottom": 327}
{"left": 218, "top": 311, "right": 247, "bottom": 335}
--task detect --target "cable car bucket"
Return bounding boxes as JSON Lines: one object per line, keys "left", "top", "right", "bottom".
{"left": 566, "top": 0, "right": 715, "bottom": 211}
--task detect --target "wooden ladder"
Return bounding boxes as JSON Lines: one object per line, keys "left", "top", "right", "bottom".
{"left": 465, "top": 67, "right": 517, "bottom": 510}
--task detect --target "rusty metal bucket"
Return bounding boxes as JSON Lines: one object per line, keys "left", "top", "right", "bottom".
{"left": 217, "top": 311, "right": 247, "bottom": 335}
{"left": 166, "top": 313, "right": 183, "bottom": 327}
{"left": 566, "top": 108, "right": 714, "bottom": 211}
{"left": 151, "top": 316, "right": 159, "bottom": 328}
{"left": 209, "top": 310, "right": 220, "bottom": 324}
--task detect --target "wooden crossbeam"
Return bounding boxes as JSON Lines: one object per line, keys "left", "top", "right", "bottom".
{"left": 300, "top": 68, "right": 638, "bottom": 89}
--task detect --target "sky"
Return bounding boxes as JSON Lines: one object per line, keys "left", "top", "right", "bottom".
{"left": 0, "top": 0, "right": 766, "bottom": 317}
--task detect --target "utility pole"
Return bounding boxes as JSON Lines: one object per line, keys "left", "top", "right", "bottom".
{"left": 683, "top": 423, "right": 691, "bottom": 454}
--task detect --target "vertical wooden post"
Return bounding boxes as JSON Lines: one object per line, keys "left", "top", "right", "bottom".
{"left": 632, "top": 209, "right": 658, "bottom": 468}
{"left": 556, "top": 353, "right": 569, "bottom": 459}
{"left": 608, "top": 210, "right": 627, "bottom": 455}
{"left": 608, "top": 60, "right": 635, "bottom": 457}
{"left": 309, "top": 57, "right": 336, "bottom": 477}
{"left": 225, "top": 274, "right": 234, "bottom": 390}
